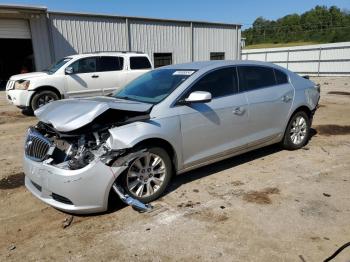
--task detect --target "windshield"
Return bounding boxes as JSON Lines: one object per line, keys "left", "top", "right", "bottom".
{"left": 114, "top": 69, "right": 195, "bottom": 104}
{"left": 46, "top": 57, "right": 72, "bottom": 74}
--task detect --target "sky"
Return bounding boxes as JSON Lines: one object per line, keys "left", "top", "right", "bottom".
{"left": 1, "top": 0, "right": 349, "bottom": 28}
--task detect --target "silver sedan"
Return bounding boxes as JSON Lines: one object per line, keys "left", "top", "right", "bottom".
{"left": 23, "top": 60, "right": 320, "bottom": 214}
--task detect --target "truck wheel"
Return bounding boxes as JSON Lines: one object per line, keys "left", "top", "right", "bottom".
{"left": 31, "top": 90, "right": 59, "bottom": 111}
{"left": 118, "top": 147, "right": 173, "bottom": 203}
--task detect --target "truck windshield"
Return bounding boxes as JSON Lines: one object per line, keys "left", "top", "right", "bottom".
{"left": 46, "top": 58, "right": 72, "bottom": 74}
{"left": 114, "top": 69, "right": 195, "bottom": 104}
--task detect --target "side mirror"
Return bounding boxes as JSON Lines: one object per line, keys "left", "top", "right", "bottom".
{"left": 180, "top": 91, "right": 212, "bottom": 105}
{"left": 65, "top": 66, "right": 74, "bottom": 75}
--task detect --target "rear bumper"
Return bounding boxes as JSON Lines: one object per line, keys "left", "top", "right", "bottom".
{"left": 6, "top": 89, "right": 34, "bottom": 107}
{"left": 23, "top": 155, "right": 127, "bottom": 214}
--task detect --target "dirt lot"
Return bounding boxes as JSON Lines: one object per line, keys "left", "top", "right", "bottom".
{"left": 1, "top": 77, "right": 350, "bottom": 261}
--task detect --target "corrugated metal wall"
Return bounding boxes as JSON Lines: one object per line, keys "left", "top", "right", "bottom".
{"left": 193, "top": 23, "right": 239, "bottom": 61}
{"left": 29, "top": 14, "right": 52, "bottom": 70}
{"left": 129, "top": 20, "right": 191, "bottom": 64}
{"left": 242, "top": 42, "right": 350, "bottom": 76}
{"left": 48, "top": 12, "right": 240, "bottom": 65}
{"left": 49, "top": 14, "right": 128, "bottom": 61}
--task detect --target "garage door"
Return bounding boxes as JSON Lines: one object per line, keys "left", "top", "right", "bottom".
{"left": 0, "top": 19, "right": 31, "bottom": 39}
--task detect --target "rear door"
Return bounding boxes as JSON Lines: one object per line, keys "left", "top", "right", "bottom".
{"left": 124, "top": 56, "right": 152, "bottom": 85}
{"left": 177, "top": 67, "right": 249, "bottom": 168}
{"left": 237, "top": 65, "right": 294, "bottom": 143}
{"left": 97, "top": 56, "right": 125, "bottom": 95}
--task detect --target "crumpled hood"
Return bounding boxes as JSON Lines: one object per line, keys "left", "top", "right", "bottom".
{"left": 10, "top": 72, "right": 48, "bottom": 81}
{"left": 34, "top": 96, "right": 153, "bottom": 132}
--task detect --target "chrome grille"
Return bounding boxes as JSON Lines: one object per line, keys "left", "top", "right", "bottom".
{"left": 25, "top": 127, "right": 52, "bottom": 162}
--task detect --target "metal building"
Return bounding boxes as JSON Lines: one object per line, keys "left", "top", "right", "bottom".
{"left": 0, "top": 4, "right": 241, "bottom": 87}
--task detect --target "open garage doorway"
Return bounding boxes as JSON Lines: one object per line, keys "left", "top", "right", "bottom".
{"left": 0, "top": 38, "right": 34, "bottom": 89}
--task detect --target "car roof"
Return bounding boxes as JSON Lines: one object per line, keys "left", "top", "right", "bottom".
{"left": 66, "top": 52, "right": 148, "bottom": 59}
{"left": 161, "top": 60, "right": 285, "bottom": 71}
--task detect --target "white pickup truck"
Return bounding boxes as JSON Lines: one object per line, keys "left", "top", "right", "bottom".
{"left": 6, "top": 52, "right": 153, "bottom": 112}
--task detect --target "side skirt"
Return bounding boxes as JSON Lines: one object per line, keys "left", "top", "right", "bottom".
{"left": 177, "top": 133, "right": 282, "bottom": 175}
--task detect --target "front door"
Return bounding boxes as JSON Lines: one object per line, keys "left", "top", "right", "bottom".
{"left": 65, "top": 57, "right": 102, "bottom": 97}
{"left": 177, "top": 67, "right": 249, "bottom": 168}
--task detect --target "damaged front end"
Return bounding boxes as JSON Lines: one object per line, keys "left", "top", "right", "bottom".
{"left": 23, "top": 101, "right": 154, "bottom": 213}
{"left": 27, "top": 121, "right": 122, "bottom": 170}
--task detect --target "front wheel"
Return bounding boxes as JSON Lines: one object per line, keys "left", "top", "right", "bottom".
{"left": 119, "top": 147, "right": 173, "bottom": 203}
{"left": 281, "top": 111, "right": 311, "bottom": 150}
{"left": 31, "top": 90, "right": 59, "bottom": 111}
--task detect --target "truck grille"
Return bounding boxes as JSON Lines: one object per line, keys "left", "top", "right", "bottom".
{"left": 25, "top": 127, "right": 52, "bottom": 162}
{"left": 6, "top": 80, "right": 14, "bottom": 90}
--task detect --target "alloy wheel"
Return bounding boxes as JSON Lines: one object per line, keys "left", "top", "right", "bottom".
{"left": 290, "top": 116, "right": 307, "bottom": 145}
{"left": 126, "top": 152, "right": 167, "bottom": 198}
{"left": 37, "top": 95, "right": 55, "bottom": 108}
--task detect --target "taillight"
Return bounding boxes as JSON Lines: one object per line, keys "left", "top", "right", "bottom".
{"left": 315, "top": 84, "right": 321, "bottom": 93}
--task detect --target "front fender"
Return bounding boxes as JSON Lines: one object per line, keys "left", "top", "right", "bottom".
{"left": 28, "top": 75, "right": 65, "bottom": 96}
{"left": 106, "top": 116, "right": 183, "bottom": 170}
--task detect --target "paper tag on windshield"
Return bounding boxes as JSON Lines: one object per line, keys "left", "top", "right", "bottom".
{"left": 173, "top": 70, "right": 195, "bottom": 76}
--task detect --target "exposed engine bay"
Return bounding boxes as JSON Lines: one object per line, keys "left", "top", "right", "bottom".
{"left": 35, "top": 121, "right": 114, "bottom": 170}
{"left": 27, "top": 107, "right": 151, "bottom": 170}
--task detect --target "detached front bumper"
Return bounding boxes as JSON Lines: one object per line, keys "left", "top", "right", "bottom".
{"left": 6, "top": 89, "right": 34, "bottom": 107}
{"left": 23, "top": 155, "right": 127, "bottom": 214}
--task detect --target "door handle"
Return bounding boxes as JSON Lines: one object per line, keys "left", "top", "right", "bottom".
{"left": 233, "top": 107, "right": 245, "bottom": 115}
{"left": 92, "top": 75, "right": 99, "bottom": 78}
{"left": 282, "top": 95, "right": 292, "bottom": 102}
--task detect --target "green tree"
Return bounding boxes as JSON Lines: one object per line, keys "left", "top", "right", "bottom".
{"left": 242, "top": 5, "right": 350, "bottom": 45}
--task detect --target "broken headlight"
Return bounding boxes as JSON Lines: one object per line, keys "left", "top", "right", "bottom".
{"left": 15, "top": 80, "right": 30, "bottom": 90}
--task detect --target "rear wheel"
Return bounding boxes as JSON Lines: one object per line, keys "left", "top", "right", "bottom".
{"left": 281, "top": 111, "right": 310, "bottom": 150}
{"left": 31, "top": 90, "right": 59, "bottom": 111}
{"left": 120, "top": 147, "right": 172, "bottom": 203}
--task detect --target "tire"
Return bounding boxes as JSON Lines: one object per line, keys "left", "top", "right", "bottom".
{"left": 281, "top": 111, "right": 311, "bottom": 150}
{"left": 31, "top": 90, "right": 59, "bottom": 111}
{"left": 119, "top": 147, "right": 173, "bottom": 203}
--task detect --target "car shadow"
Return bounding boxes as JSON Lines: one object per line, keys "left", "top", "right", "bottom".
{"left": 166, "top": 144, "right": 282, "bottom": 195}
{"left": 167, "top": 128, "right": 318, "bottom": 195}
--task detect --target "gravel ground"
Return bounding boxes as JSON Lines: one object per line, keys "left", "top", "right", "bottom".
{"left": 0, "top": 77, "right": 350, "bottom": 261}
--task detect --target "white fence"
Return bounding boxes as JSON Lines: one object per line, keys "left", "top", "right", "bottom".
{"left": 241, "top": 42, "right": 350, "bottom": 76}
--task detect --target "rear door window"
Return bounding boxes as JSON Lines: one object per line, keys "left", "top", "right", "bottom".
{"left": 238, "top": 66, "right": 276, "bottom": 91}
{"left": 98, "top": 56, "right": 123, "bottom": 72}
{"left": 274, "top": 69, "right": 289, "bottom": 84}
{"left": 184, "top": 67, "right": 238, "bottom": 99}
{"left": 130, "top": 56, "right": 152, "bottom": 70}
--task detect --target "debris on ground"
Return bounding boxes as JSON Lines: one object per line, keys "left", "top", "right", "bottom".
{"left": 323, "top": 193, "right": 331, "bottom": 197}
{"left": 62, "top": 216, "right": 74, "bottom": 229}
{"left": 177, "top": 201, "right": 201, "bottom": 208}
{"left": 8, "top": 244, "right": 16, "bottom": 251}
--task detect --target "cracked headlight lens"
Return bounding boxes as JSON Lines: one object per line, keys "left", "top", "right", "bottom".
{"left": 14, "top": 80, "right": 30, "bottom": 90}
